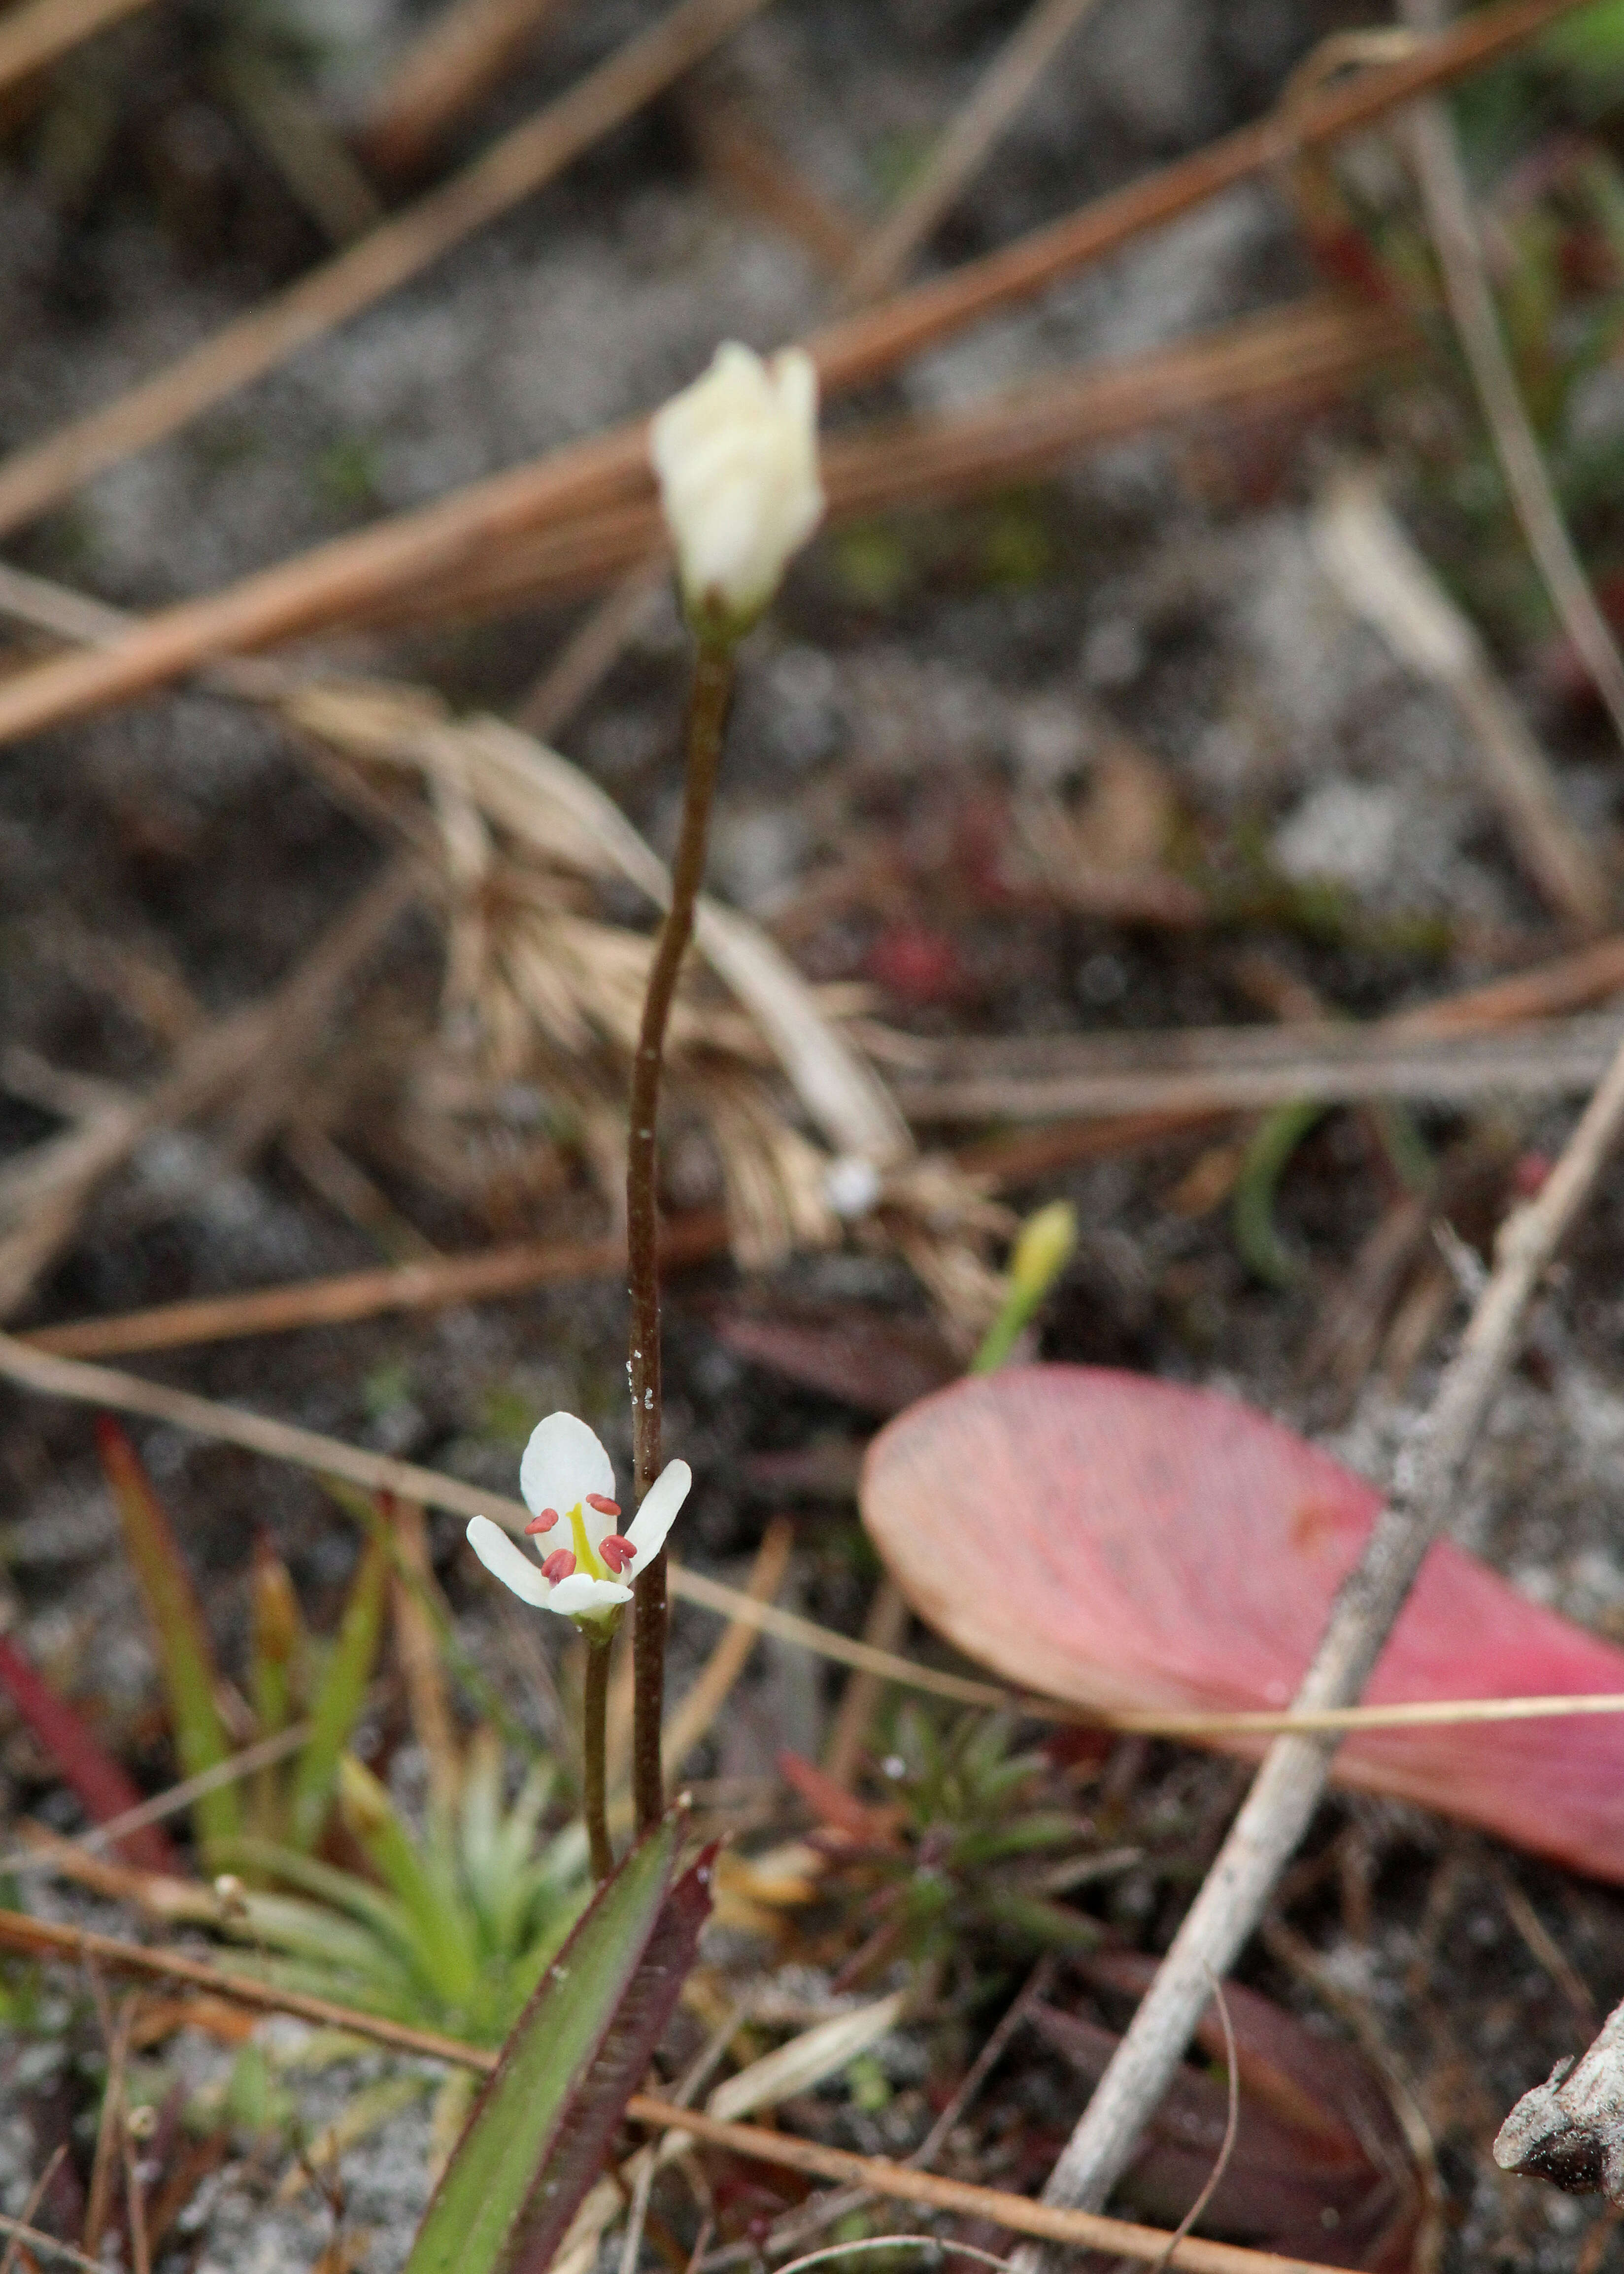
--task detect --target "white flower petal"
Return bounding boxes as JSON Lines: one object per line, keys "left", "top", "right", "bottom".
{"left": 545, "top": 1573, "right": 633, "bottom": 1617}
{"left": 625, "top": 1459, "right": 691, "bottom": 1572}
{"left": 519, "top": 1412, "right": 615, "bottom": 1524}
{"left": 649, "top": 343, "right": 823, "bottom": 621}
{"left": 467, "top": 1517, "right": 552, "bottom": 1607}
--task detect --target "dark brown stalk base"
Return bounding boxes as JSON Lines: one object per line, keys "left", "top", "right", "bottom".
{"left": 627, "top": 633, "right": 736, "bottom": 1832}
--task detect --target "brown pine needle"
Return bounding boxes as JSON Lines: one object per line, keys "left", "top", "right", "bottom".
{"left": 19, "top": 1209, "right": 731, "bottom": 1359}
{"left": 377, "top": 298, "right": 1411, "bottom": 627}
{"left": 833, "top": 0, "right": 1102, "bottom": 308}
{"left": 0, "top": 0, "right": 1588, "bottom": 749}
{"left": 358, "top": 0, "right": 573, "bottom": 176}
{"left": 0, "top": 0, "right": 155, "bottom": 100}
{"left": 0, "top": 0, "right": 769, "bottom": 543}
{"left": 3, "top": 1314, "right": 1624, "bottom": 1746}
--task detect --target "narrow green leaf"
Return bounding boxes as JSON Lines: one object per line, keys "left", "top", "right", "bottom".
{"left": 322, "top": 1479, "right": 539, "bottom": 1762}
{"left": 404, "top": 1819, "right": 713, "bottom": 2274}
{"left": 1232, "top": 1097, "right": 1325, "bottom": 1289}
{"left": 288, "top": 1531, "right": 388, "bottom": 1852}
{"left": 249, "top": 1535, "right": 304, "bottom": 1843}
{"left": 338, "top": 1754, "right": 481, "bottom": 2005}
{"left": 209, "top": 1833, "right": 424, "bottom": 1969}
{"left": 96, "top": 1415, "right": 239, "bottom": 1857}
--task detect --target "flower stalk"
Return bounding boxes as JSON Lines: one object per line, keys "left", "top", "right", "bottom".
{"left": 624, "top": 337, "right": 826, "bottom": 1833}
{"left": 627, "top": 633, "right": 735, "bottom": 1831}
{"left": 581, "top": 1634, "right": 614, "bottom": 1883}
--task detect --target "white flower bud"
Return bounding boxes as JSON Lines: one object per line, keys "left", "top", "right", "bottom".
{"left": 649, "top": 342, "right": 824, "bottom": 631}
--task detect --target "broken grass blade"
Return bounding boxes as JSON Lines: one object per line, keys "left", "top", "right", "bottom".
{"left": 403, "top": 1817, "right": 713, "bottom": 2274}
{"left": 287, "top": 1526, "right": 389, "bottom": 1853}
{"left": 95, "top": 1415, "right": 240, "bottom": 1857}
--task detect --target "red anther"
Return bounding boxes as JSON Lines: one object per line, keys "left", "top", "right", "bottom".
{"left": 525, "top": 1507, "right": 560, "bottom": 1535}
{"left": 600, "top": 1534, "right": 637, "bottom": 1574}
{"left": 586, "top": 1493, "right": 621, "bottom": 1517}
{"left": 541, "top": 1550, "right": 577, "bottom": 1584}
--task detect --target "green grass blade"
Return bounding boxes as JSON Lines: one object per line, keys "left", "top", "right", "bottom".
{"left": 338, "top": 1754, "right": 481, "bottom": 2005}
{"left": 287, "top": 1531, "right": 388, "bottom": 1852}
{"left": 209, "top": 1833, "right": 422, "bottom": 1967}
{"left": 322, "top": 1480, "right": 540, "bottom": 1763}
{"left": 96, "top": 1415, "right": 240, "bottom": 1857}
{"left": 249, "top": 1536, "right": 304, "bottom": 1842}
{"left": 404, "top": 1820, "right": 712, "bottom": 2274}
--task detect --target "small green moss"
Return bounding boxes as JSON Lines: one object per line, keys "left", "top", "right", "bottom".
{"left": 481, "top": 1383, "right": 538, "bottom": 1449}
{"left": 846, "top": 2051, "right": 892, "bottom": 2113}
{"left": 979, "top": 497, "right": 1052, "bottom": 589}
{"left": 834, "top": 522, "right": 914, "bottom": 608}
{"left": 313, "top": 437, "right": 381, "bottom": 515}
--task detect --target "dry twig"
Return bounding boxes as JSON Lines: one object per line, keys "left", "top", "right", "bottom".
{"left": 889, "top": 1009, "right": 1624, "bottom": 1123}
{"left": 833, "top": 0, "right": 1102, "bottom": 307}
{"left": 212, "top": 48, "right": 384, "bottom": 247}
{"left": 1312, "top": 468, "right": 1613, "bottom": 935}
{"left": 660, "top": 1517, "right": 794, "bottom": 1778}
{"left": 1497, "top": 1995, "right": 1624, "bottom": 2201}
{"left": 18, "top": 1211, "right": 730, "bottom": 1358}
{"left": 1401, "top": 0, "right": 1624, "bottom": 750}
{"left": 0, "top": 855, "right": 419, "bottom": 1319}
{"left": 383, "top": 299, "right": 1409, "bottom": 625}
{"left": 0, "top": 1909, "right": 1360, "bottom": 2274}
{"left": 1020, "top": 1025, "right": 1624, "bottom": 2235}
{"left": 0, "top": 2216, "right": 103, "bottom": 2274}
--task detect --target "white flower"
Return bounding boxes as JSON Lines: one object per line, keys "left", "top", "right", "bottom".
{"left": 649, "top": 342, "right": 824, "bottom": 628}
{"left": 466, "top": 1411, "right": 690, "bottom": 1624}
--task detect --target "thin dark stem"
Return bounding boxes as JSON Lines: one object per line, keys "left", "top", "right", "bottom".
{"left": 582, "top": 1635, "right": 614, "bottom": 1883}
{"left": 628, "top": 633, "right": 736, "bottom": 1833}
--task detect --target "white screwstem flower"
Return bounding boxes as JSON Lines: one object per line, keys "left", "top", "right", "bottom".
{"left": 649, "top": 342, "right": 825, "bottom": 632}
{"left": 466, "top": 1411, "right": 690, "bottom": 1629}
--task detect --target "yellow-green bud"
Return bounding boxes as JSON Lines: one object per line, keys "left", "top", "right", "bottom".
{"left": 1008, "top": 1201, "right": 1078, "bottom": 1309}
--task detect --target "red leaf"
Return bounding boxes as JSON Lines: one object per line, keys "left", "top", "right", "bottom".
{"left": 0, "top": 1632, "right": 177, "bottom": 1871}
{"left": 860, "top": 1365, "right": 1624, "bottom": 1880}
{"left": 1028, "top": 1978, "right": 1417, "bottom": 2268}
{"left": 777, "top": 1750, "right": 902, "bottom": 1844}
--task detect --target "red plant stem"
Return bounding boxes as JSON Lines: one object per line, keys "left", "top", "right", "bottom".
{"left": 627, "top": 635, "right": 735, "bottom": 1833}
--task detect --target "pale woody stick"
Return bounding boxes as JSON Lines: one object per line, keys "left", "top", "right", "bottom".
{"left": 1020, "top": 1025, "right": 1624, "bottom": 2241}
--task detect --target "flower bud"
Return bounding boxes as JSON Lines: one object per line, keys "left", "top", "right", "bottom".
{"left": 649, "top": 342, "right": 824, "bottom": 633}
{"left": 971, "top": 1200, "right": 1079, "bottom": 1374}
{"left": 1008, "top": 1201, "right": 1078, "bottom": 1311}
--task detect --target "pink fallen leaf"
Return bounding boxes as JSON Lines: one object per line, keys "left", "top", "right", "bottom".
{"left": 860, "top": 1364, "right": 1624, "bottom": 1881}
